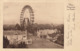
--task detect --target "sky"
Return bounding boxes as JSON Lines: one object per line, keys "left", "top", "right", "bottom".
{"left": 3, "top": 2, "right": 64, "bottom": 25}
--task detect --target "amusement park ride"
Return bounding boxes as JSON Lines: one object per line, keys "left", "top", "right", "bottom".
{"left": 20, "top": 5, "right": 34, "bottom": 44}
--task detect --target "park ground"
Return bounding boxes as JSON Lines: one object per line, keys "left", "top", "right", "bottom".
{"left": 3, "top": 30, "right": 64, "bottom": 48}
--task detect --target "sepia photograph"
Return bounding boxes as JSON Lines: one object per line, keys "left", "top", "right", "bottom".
{"left": 3, "top": 2, "right": 64, "bottom": 48}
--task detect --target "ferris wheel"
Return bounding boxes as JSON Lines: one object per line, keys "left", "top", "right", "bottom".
{"left": 19, "top": 5, "right": 34, "bottom": 44}
{"left": 20, "top": 5, "right": 34, "bottom": 29}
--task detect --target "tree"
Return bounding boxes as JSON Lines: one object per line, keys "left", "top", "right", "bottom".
{"left": 3, "top": 36, "right": 9, "bottom": 48}
{"left": 15, "top": 23, "right": 21, "bottom": 30}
